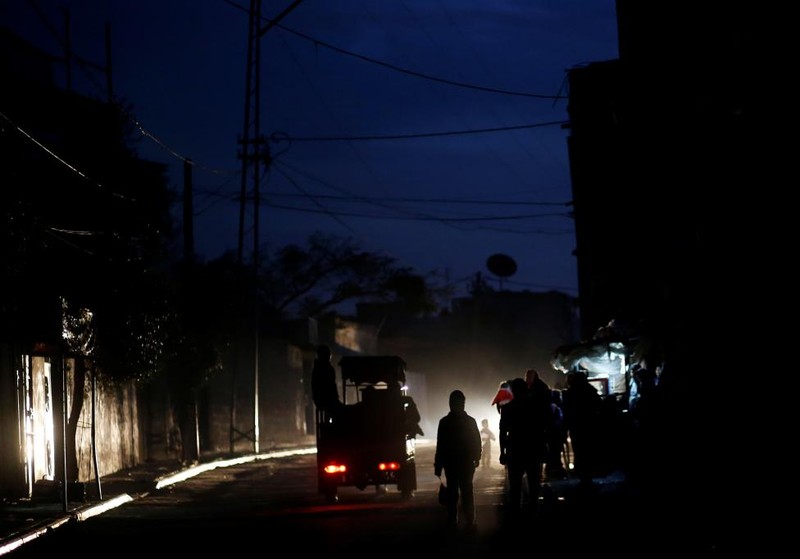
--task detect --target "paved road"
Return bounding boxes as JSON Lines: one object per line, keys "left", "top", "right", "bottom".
{"left": 2, "top": 440, "right": 726, "bottom": 557}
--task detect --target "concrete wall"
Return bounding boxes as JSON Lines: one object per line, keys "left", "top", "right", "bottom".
{"left": 70, "top": 366, "right": 142, "bottom": 483}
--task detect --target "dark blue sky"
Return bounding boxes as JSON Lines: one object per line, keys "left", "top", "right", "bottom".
{"left": 2, "top": 0, "right": 619, "bottom": 300}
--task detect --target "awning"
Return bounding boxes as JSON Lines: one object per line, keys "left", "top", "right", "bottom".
{"left": 550, "top": 340, "right": 628, "bottom": 375}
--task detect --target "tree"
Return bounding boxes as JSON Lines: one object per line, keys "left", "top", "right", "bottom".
{"left": 158, "top": 254, "right": 247, "bottom": 462}
{"left": 257, "top": 232, "right": 447, "bottom": 319}
{"left": 1, "top": 86, "right": 176, "bottom": 479}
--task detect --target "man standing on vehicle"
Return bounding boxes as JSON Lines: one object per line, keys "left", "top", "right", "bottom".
{"left": 311, "top": 345, "right": 343, "bottom": 414}
{"left": 434, "top": 389, "right": 482, "bottom": 532}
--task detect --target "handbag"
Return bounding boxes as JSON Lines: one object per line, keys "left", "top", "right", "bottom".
{"left": 438, "top": 482, "right": 449, "bottom": 505}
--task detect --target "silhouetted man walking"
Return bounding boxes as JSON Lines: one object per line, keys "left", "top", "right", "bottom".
{"left": 434, "top": 389, "right": 482, "bottom": 531}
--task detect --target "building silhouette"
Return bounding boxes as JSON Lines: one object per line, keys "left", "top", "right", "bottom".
{"left": 565, "top": 2, "right": 777, "bottom": 545}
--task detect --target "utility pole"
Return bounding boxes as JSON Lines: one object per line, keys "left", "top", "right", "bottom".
{"left": 234, "top": 0, "right": 305, "bottom": 455}
{"left": 234, "top": 0, "right": 263, "bottom": 455}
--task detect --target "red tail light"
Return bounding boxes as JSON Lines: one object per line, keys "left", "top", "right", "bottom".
{"left": 323, "top": 463, "right": 347, "bottom": 474}
{"left": 377, "top": 462, "right": 400, "bottom": 471}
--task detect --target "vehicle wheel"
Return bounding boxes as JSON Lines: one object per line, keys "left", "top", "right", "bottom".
{"left": 398, "top": 462, "right": 417, "bottom": 499}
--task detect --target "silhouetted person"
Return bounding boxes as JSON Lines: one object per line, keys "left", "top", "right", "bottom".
{"left": 561, "top": 370, "right": 602, "bottom": 487}
{"left": 499, "top": 377, "right": 549, "bottom": 515}
{"left": 545, "top": 389, "right": 568, "bottom": 480}
{"left": 480, "top": 418, "right": 496, "bottom": 468}
{"left": 434, "top": 389, "right": 482, "bottom": 531}
{"left": 491, "top": 379, "right": 514, "bottom": 414}
{"left": 311, "top": 345, "right": 343, "bottom": 414}
{"left": 402, "top": 393, "right": 424, "bottom": 438}
{"left": 525, "top": 369, "right": 567, "bottom": 479}
{"left": 627, "top": 366, "right": 664, "bottom": 490}
{"left": 524, "top": 367, "right": 549, "bottom": 394}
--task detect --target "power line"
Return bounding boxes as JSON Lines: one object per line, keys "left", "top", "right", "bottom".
{"left": 272, "top": 157, "right": 479, "bottom": 234}
{"left": 259, "top": 191, "right": 569, "bottom": 207}
{"left": 196, "top": 158, "right": 573, "bottom": 235}
{"left": 224, "top": 0, "right": 566, "bottom": 100}
{"left": 272, "top": 165, "right": 355, "bottom": 233}
{"left": 284, "top": 120, "right": 567, "bottom": 142}
{"left": 260, "top": 201, "right": 570, "bottom": 223}
{"left": 270, "top": 158, "right": 573, "bottom": 238}
{"left": 21, "top": 2, "right": 568, "bottom": 173}
{"left": 0, "top": 110, "right": 130, "bottom": 201}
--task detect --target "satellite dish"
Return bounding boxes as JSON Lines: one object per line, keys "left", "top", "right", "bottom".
{"left": 486, "top": 253, "right": 517, "bottom": 278}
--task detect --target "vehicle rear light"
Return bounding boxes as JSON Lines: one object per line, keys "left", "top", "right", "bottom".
{"left": 377, "top": 462, "right": 400, "bottom": 471}
{"left": 323, "top": 463, "right": 347, "bottom": 474}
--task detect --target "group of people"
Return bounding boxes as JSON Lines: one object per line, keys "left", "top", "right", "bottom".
{"left": 433, "top": 367, "right": 603, "bottom": 530}
{"left": 311, "top": 345, "right": 603, "bottom": 532}
{"left": 498, "top": 369, "right": 603, "bottom": 511}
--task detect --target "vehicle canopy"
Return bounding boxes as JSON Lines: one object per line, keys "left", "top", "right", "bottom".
{"left": 338, "top": 355, "right": 406, "bottom": 386}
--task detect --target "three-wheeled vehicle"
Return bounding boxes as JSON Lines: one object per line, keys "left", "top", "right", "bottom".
{"left": 315, "top": 355, "right": 417, "bottom": 503}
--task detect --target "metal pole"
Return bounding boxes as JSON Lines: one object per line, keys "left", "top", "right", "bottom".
{"left": 251, "top": 2, "right": 262, "bottom": 455}
{"left": 91, "top": 367, "right": 102, "bottom": 500}
{"left": 61, "top": 358, "right": 68, "bottom": 512}
{"left": 238, "top": 0, "right": 306, "bottom": 454}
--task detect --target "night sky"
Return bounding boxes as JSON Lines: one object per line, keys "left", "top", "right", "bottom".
{"left": 1, "top": 0, "right": 619, "bottom": 300}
